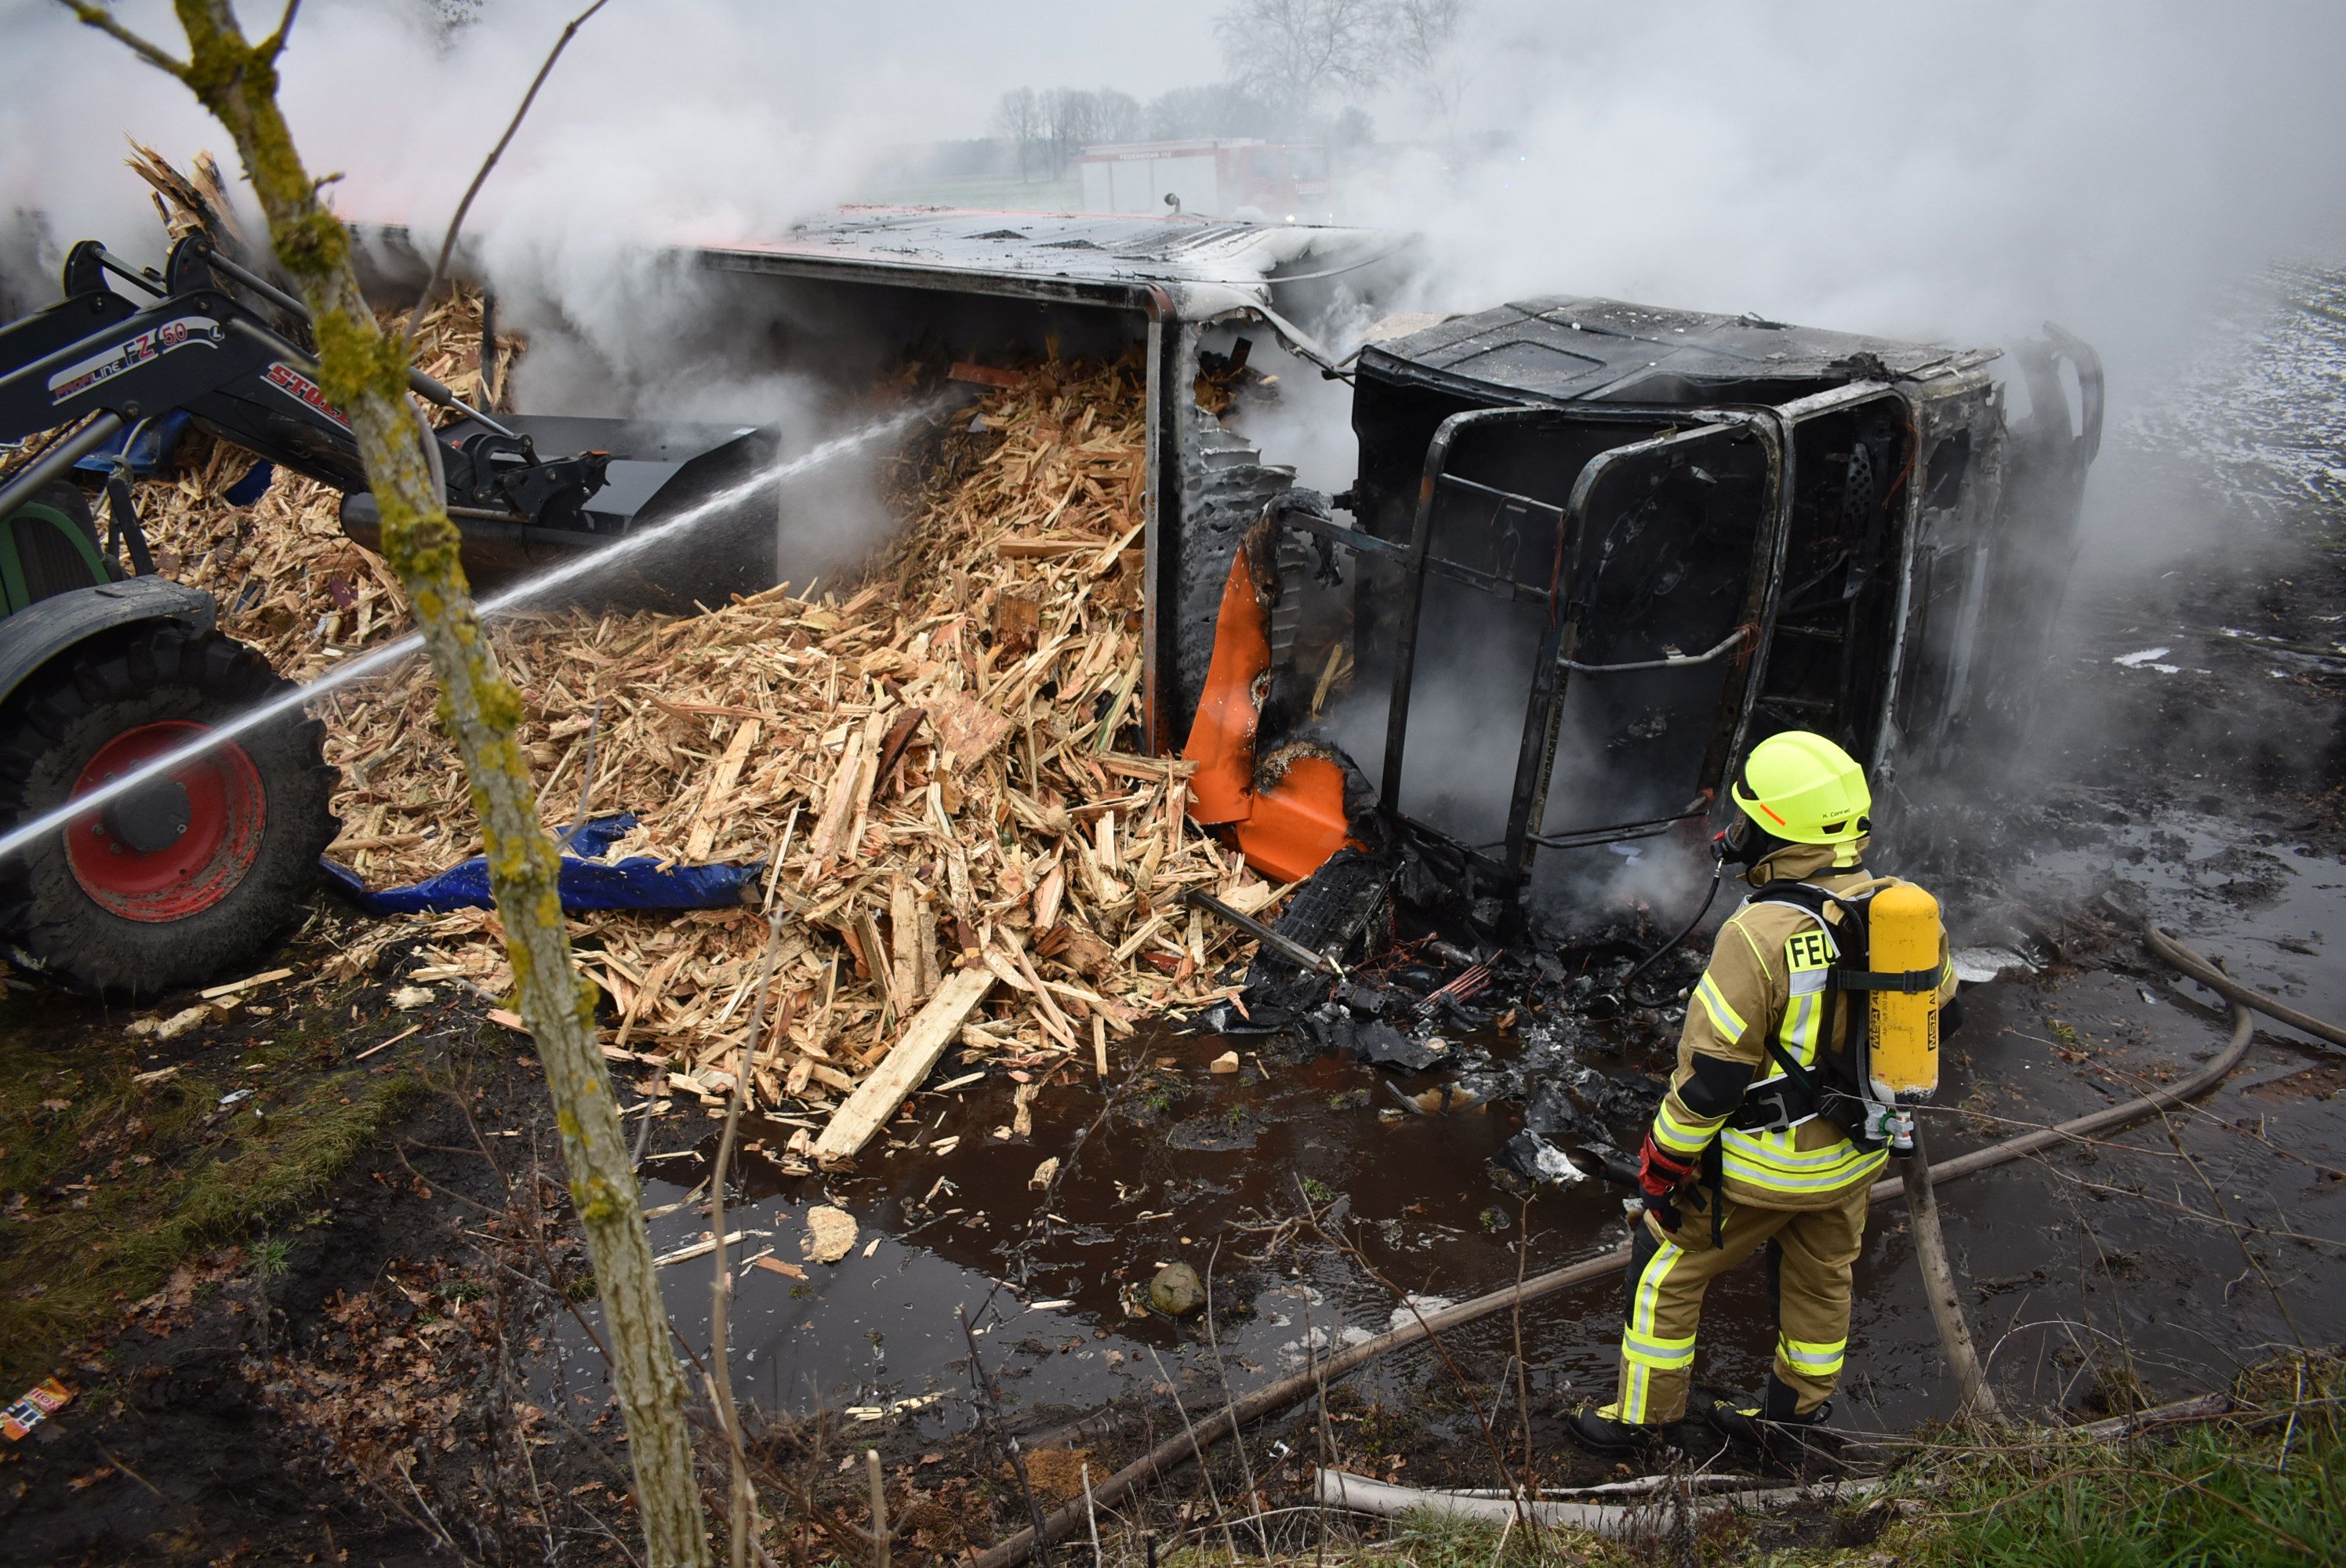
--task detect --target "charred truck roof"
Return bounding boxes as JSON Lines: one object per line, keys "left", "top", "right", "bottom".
{"left": 1182, "top": 292, "right": 2102, "bottom": 946}
{"left": 1358, "top": 296, "right": 1985, "bottom": 403}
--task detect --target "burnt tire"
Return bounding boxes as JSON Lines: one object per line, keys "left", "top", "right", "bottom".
{"left": 0, "top": 625, "right": 337, "bottom": 996}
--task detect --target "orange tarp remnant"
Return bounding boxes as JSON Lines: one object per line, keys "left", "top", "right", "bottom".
{"left": 1181, "top": 549, "right": 1353, "bottom": 884}
{"left": 1183, "top": 550, "right": 1270, "bottom": 826}
{"left": 1233, "top": 753, "right": 1350, "bottom": 884}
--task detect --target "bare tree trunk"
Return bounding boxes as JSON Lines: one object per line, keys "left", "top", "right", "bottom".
{"left": 67, "top": 5, "right": 710, "bottom": 1563}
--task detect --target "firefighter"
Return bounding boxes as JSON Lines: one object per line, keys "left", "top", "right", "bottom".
{"left": 1567, "top": 729, "right": 1958, "bottom": 1454}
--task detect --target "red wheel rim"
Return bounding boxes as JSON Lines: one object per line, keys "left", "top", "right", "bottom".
{"left": 64, "top": 721, "right": 266, "bottom": 922}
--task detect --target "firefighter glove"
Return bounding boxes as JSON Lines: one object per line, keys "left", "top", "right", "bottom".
{"left": 1637, "top": 1131, "right": 1698, "bottom": 1201}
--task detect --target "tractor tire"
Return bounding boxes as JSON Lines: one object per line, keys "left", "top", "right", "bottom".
{"left": 6, "top": 481, "right": 113, "bottom": 603}
{"left": 0, "top": 624, "right": 337, "bottom": 996}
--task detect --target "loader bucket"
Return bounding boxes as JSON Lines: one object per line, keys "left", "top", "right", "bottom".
{"left": 339, "top": 414, "right": 783, "bottom": 612}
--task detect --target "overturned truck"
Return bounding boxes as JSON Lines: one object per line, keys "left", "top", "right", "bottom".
{"left": 0, "top": 208, "right": 2097, "bottom": 995}
{"left": 369, "top": 211, "right": 2098, "bottom": 951}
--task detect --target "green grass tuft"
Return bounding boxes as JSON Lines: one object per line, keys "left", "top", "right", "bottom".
{"left": 1897, "top": 1354, "right": 2346, "bottom": 1567}
{"left": 0, "top": 992, "right": 427, "bottom": 1381}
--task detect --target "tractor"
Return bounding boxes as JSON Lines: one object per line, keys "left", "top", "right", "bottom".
{"left": 0, "top": 236, "right": 774, "bottom": 995}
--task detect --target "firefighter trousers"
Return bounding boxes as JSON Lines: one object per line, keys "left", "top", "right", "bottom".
{"left": 1609, "top": 1182, "right": 1868, "bottom": 1425}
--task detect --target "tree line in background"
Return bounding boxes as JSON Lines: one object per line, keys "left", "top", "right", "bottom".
{"left": 993, "top": 0, "right": 1465, "bottom": 179}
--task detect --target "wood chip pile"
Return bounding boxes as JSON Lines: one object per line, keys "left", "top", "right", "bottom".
{"left": 133, "top": 294, "right": 1283, "bottom": 1164}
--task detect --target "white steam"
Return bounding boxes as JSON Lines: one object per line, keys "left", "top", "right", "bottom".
{"left": 12, "top": 2, "right": 2343, "bottom": 414}
{"left": 1346, "top": 2, "right": 2346, "bottom": 374}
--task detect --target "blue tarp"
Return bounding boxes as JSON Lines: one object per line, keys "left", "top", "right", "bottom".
{"left": 74, "top": 410, "right": 191, "bottom": 476}
{"left": 74, "top": 410, "right": 275, "bottom": 503}
{"left": 321, "top": 814, "right": 761, "bottom": 915}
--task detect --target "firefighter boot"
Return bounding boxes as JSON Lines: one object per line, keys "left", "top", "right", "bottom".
{"left": 1709, "top": 1374, "right": 1835, "bottom": 1455}
{"left": 1567, "top": 1403, "right": 1701, "bottom": 1456}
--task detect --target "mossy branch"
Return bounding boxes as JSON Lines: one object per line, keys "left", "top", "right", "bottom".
{"left": 67, "top": 2, "right": 711, "bottom": 1564}
{"left": 60, "top": 2, "right": 191, "bottom": 76}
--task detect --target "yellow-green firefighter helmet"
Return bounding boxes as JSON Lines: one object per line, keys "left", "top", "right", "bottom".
{"left": 1730, "top": 730, "right": 1871, "bottom": 845}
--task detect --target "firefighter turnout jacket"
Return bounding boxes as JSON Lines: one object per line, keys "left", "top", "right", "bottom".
{"left": 1650, "top": 842, "right": 1959, "bottom": 1210}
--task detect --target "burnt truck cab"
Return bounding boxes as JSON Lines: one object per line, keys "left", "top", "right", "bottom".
{"left": 1181, "top": 296, "right": 2101, "bottom": 938}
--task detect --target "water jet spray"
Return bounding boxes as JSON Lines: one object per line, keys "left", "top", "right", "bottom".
{"left": 0, "top": 403, "right": 937, "bottom": 874}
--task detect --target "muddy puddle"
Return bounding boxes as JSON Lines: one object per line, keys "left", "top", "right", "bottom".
{"left": 541, "top": 801, "right": 2344, "bottom": 1452}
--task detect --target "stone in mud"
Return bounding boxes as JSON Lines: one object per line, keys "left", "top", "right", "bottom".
{"left": 801, "top": 1204, "right": 858, "bottom": 1265}
{"left": 1146, "top": 1261, "right": 1205, "bottom": 1316}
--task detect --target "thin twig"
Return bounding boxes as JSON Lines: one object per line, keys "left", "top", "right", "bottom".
{"left": 260, "top": 0, "right": 300, "bottom": 60}
{"left": 1201, "top": 1236, "right": 1270, "bottom": 1555}
{"left": 1145, "top": 1346, "right": 1243, "bottom": 1566}
{"left": 960, "top": 1305, "right": 1055, "bottom": 1568}
{"left": 1298, "top": 1180, "right": 1521, "bottom": 1506}
{"left": 1081, "top": 1462, "right": 1102, "bottom": 1568}
{"left": 391, "top": 1452, "right": 467, "bottom": 1560}
{"left": 59, "top": 2, "right": 191, "bottom": 76}
{"left": 2157, "top": 1103, "right": 2308, "bottom": 1348}
{"left": 1511, "top": 1194, "right": 1538, "bottom": 1525}
{"left": 557, "top": 698, "right": 606, "bottom": 850}
{"left": 713, "top": 913, "right": 793, "bottom": 1568}
{"left": 409, "top": 0, "right": 612, "bottom": 328}
{"left": 402, "top": 1106, "right": 615, "bottom": 1368}
{"left": 867, "top": 1449, "right": 891, "bottom": 1568}
{"left": 95, "top": 1445, "right": 162, "bottom": 1498}
{"left": 727, "top": 1405, "right": 873, "bottom": 1565}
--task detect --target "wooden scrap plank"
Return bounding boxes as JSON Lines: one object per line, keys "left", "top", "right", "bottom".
{"left": 932, "top": 694, "right": 1013, "bottom": 764}
{"left": 996, "top": 538, "right": 1096, "bottom": 559}
{"left": 684, "top": 717, "right": 760, "bottom": 861}
{"left": 199, "top": 966, "right": 293, "bottom": 1000}
{"left": 812, "top": 967, "right": 996, "bottom": 1167}
{"left": 890, "top": 877, "right": 920, "bottom": 1004}
{"left": 802, "top": 728, "right": 866, "bottom": 865}
{"left": 949, "top": 361, "right": 1028, "bottom": 388}
{"left": 1000, "top": 931, "right": 1080, "bottom": 1049}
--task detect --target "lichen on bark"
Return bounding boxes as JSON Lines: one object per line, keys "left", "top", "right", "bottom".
{"left": 66, "top": 3, "right": 714, "bottom": 1563}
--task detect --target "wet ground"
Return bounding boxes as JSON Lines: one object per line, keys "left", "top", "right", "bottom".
{"left": 5, "top": 267, "right": 2344, "bottom": 1558}
{"left": 577, "top": 790, "right": 2344, "bottom": 1460}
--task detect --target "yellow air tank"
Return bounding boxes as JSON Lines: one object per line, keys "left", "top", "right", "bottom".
{"left": 1867, "top": 881, "right": 1943, "bottom": 1097}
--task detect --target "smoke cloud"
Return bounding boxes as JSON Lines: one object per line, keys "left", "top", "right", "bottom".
{"left": 11, "top": 2, "right": 2343, "bottom": 427}
{"left": 1349, "top": 2, "right": 2346, "bottom": 364}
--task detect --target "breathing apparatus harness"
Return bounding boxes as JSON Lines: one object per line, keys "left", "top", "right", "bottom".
{"left": 1731, "top": 875, "right": 1941, "bottom": 1160}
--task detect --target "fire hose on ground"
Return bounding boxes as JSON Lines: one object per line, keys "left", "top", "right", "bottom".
{"left": 964, "top": 923, "right": 2336, "bottom": 1568}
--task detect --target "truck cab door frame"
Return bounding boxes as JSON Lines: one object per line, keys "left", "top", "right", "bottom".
{"left": 1269, "top": 401, "right": 1789, "bottom": 896}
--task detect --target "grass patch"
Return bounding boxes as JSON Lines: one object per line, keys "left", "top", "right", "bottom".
{"left": 1891, "top": 1353, "right": 2345, "bottom": 1567}
{"left": 0, "top": 988, "right": 427, "bottom": 1382}
{"left": 1153, "top": 1508, "right": 1643, "bottom": 1568}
